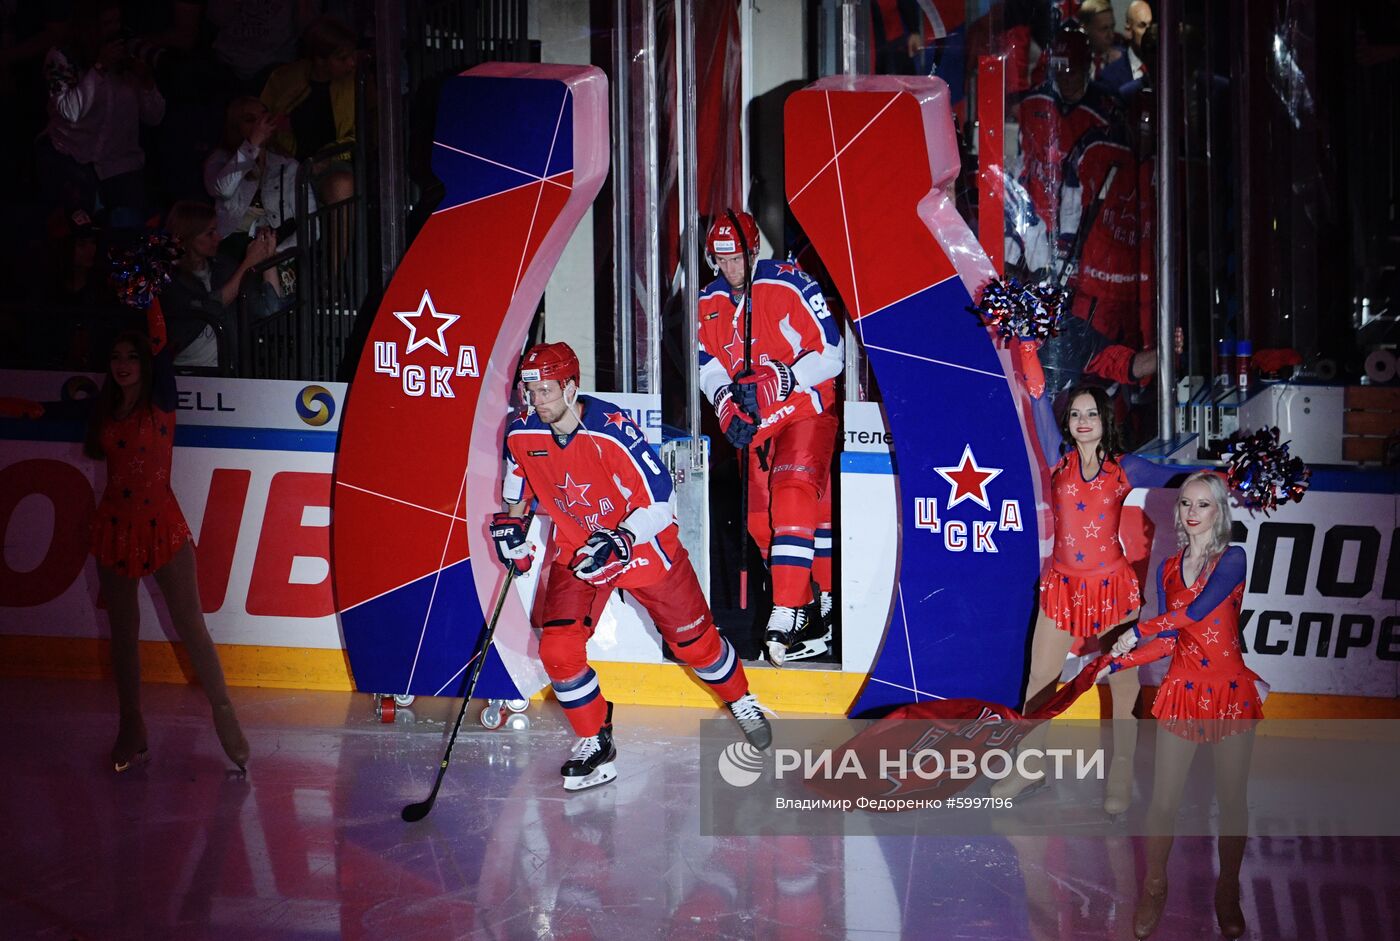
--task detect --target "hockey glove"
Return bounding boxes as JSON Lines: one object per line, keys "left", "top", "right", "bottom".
{"left": 713, "top": 384, "right": 757, "bottom": 448}
{"left": 571, "top": 527, "right": 635, "bottom": 585}
{"left": 489, "top": 512, "right": 534, "bottom": 575}
{"left": 736, "top": 361, "right": 794, "bottom": 418}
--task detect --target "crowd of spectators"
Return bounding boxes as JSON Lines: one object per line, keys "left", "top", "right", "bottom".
{"left": 0, "top": 0, "right": 369, "bottom": 374}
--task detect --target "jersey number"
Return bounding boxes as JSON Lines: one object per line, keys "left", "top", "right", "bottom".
{"left": 640, "top": 450, "right": 662, "bottom": 475}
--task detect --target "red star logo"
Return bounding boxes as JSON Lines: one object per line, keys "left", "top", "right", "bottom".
{"left": 934, "top": 444, "right": 1003, "bottom": 511}
{"left": 775, "top": 262, "right": 800, "bottom": 276}
{"left": 557, "top": 472, "right": 592, "bottom": 508}
{"left": 604, "top": 410, "right": 628, "bottom": 430}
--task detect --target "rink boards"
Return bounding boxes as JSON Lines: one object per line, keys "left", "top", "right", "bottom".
{"left": 0, "top": 368, "right": 1396, "bottom": 708}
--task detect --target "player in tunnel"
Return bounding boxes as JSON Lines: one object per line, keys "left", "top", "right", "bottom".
{"left": 697, "top": 211, "right": 844, "bottom": 666}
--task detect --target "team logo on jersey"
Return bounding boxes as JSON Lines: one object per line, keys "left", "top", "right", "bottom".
{"left": 392, "top": 289, "right": 459, "bottom": 356}
{"left": 603, "top": 411, "right": 628, "bottom": 430}
{"left": 557, "top": 472, "right": 592, "bottom": 508}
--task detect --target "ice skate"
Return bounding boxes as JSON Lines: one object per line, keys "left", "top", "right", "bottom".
{"left": 1214, "top": 878, "right": 1245, "bottom": 939}
{"left": 765, "top": 605, "right": 810, "bottom": 667}
{"left": 111, "top": 713, "right": 149, "bottom": 773}
{"left": 727, "top": 692, "right": 775, "bottom": 750}
{"left": 213, "top": 703, "right": 249, "bottom": 772}
{"left": 783, "top": 598, "right": 833, "bottom": 663}
{"left": 1132, "top": 876, "right": 1168, "bottom": 938}
{"left": 562, "top": 702, "right": 617, "bottom": 791}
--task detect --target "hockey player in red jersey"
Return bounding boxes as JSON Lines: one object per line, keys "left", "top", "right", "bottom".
{"left": 1015, "top": 25, "right": 1116, "bottom": 270}
{"left": 1066, "top": 88, "right": 1156, "bottom": 347}
{"left": 698, "top": 211, "right": 844, "bottom": 666}
{"left": 492, "top": 342, "right": 773, "bottom": 790}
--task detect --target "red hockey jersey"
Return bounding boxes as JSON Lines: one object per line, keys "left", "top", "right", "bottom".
{"left": 503, "top": 395, "right": 683, "bottom": 589}
{"left": 1073, "top": 129, "right": 1150, "bottom": 307}
{"left": 697, "top": 258, "right": 843, "bottom": 444}
{"left": 1016, "top": 82, "right": 1114, "bottom": 238}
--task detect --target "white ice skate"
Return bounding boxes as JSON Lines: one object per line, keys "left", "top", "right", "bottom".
{"left": 561, "top": 702, "right": 618, "bottom": 791}
{"left": 767, "top": 597, "right": 833, "bottom": 665}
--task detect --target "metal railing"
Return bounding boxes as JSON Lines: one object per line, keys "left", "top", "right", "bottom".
{"left": 235, "top": 140, "right": 369, "bottom": 380}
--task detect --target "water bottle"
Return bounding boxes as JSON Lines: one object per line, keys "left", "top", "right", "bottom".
{"left": 1235, "top": 339, "right": 1252, "bottom": 396}
{"left": 1215, "top": 339, "right": 1234, "bottom": 387}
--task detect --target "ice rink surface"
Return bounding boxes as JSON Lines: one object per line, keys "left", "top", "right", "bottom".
{"left": 2, "top": 677, "right": 1388, "bottom": 940}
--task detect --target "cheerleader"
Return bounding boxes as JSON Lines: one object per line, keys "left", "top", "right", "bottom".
{"left": 993, "top": 384, "right": 1181, "bottom": 813}
{"left": 1103, "top": 470, "right": 1261, "bottom": 938}
{"left": 41, "top": 301, "right": 250, "bottom": 773}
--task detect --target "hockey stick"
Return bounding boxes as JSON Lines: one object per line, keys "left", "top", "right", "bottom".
{"left": 401, "top": 552, "right": 524, "bottom": 823}
{"left": 1054, "top": 164, "right": 1118, "bottom": 289}
{"left": 727, "top": 209, "right": 756, "bottom": 610}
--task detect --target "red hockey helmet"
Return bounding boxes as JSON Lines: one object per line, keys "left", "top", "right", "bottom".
{"left": 518, "top": 341, "right": 580, "bottom": 386}
{"left": 1048, "top": 24, "right": 1091, "bottom": 77}
{"left": 705, "top": 210, "right": 760, "bottom": 266}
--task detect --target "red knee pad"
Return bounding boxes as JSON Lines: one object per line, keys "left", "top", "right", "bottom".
{"left": 537, "top": 621, "right": 592, "bottom": 681}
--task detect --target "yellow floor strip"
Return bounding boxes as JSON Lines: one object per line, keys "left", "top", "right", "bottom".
{"left": 3, "top": 636, "right": 1395, "bottom": 719}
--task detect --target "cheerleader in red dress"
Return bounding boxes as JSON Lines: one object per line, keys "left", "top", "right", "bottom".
{"left": 1102, "top": 470, "right": 1260, "bottom": 939}
{"left": 45, "top": 302, "right": 249, "bottom": 773}
{"left": 994, "top": 384, "right": 1183, "bottom": 814}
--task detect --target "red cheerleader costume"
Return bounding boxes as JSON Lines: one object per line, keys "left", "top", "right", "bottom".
{"left": 1110, "top": 545, "right": 1266, "bottom": 742}
{"left": 90, "top": 303, "right": 192, "bottom": 576}
{"left": 1038, "top": 451, "right": 1176, "bottom": 636}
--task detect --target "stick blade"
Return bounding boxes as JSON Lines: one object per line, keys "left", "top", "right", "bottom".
{"left": 401, "top": 800, "right": 433, "bottom": 823}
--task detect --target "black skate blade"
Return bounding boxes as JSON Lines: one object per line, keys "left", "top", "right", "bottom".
{"left": 781, "top": 639, "right": 831, "bottom": 662}
{"left": 563, "top": 761, "right": 617, "bottom": 791}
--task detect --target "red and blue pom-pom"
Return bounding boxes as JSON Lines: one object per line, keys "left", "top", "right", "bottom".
{"left": 1224, "top": 427, "right": 1311, "bottom": 514}
{"left": 109, "top": 233, "right": 183, "bottom": 310}
{"left": 969, "top": 278, "right": 1067, "bottom": 342}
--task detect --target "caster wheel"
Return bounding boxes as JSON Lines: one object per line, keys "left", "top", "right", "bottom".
{"left": 480, "top": 703, "right": 504, "bottom": 730}
{"left": 393, "top": 694, "right": 416, "bottom": 707}
{"left": 504, "top": 712, "right": 531, "bottom": 731}
{"left": 377, "top": 695, "right": 396, "bottom": 723}
{"left": 505, "top": 698, "right": 529, "bottom": 713}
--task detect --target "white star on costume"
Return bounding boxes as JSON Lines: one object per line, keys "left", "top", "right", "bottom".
{"left": 1062, "top": 532, "right": 1077, "bottom": 547}
{"left": 1202, "top": 628, "right": 1220, "bottom": 645}
{"left": 393, "top": 289, "right": 459, "bottom": 356}
{"left": 1226, "top": 703, "right": 1242, "bottom": 718}
{"left": 1089, "top": 477, "right": 1107, "bottom": 491}
{"left": 1083, "top": 521, "right": 1102, "bottom": 540}
{"left": 1199, "top": 698, "right": 1211, "bottom": 710}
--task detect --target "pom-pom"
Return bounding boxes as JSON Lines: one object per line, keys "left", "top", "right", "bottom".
{"left": 968, "top": 278, "right": 1067, "bottom": 342}
{"left": 1223, "top": 426, "right": 1311, "bottom": 514}
{"left": 109, "top": 233, "right": 183, "bottom": 310}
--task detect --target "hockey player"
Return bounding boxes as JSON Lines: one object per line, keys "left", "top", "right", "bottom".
{"left": 1014, "top": 24, "right": 1116, "bottom": 273}
{"left": 698, "top": 211, "right": 843, "bottom": 666}
{"left": 492, "top": 342, "right": 773, "bottom": 791}
{"left": 1064, "top": 87, "right": 1155, "bottom": 348}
